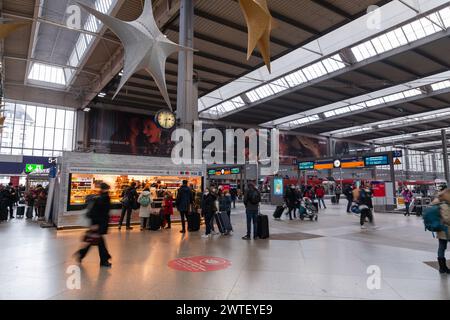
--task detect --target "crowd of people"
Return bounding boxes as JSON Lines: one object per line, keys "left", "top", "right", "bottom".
{"left": 0, "top": 183, "right": 48, "bottom": 222}
{"left": 70, "top": 180, "right": 450, "bottom": 276}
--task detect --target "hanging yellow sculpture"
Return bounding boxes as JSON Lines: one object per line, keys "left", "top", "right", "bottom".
{"left": 239, "top": 0, "right": 274, "bottom": 73}
{"left": 0, "top": 22, "right": 29, "bottom": 39}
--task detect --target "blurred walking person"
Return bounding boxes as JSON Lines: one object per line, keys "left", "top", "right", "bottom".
{"left": 75, "top": 183, "right": 112, "bottom": 268}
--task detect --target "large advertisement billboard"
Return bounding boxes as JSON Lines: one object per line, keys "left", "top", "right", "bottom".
{"left": 87, "top": 108, "right": 175, "bottom": 157}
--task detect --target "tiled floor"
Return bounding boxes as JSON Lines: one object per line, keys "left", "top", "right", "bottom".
{"left": 0, "top": 201, "right": 449, "bottom": 300}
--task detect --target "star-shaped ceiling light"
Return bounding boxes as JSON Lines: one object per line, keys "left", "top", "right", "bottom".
{"left": 0, "top": 21, "right": 29, "bottom": 39}
{"left": 79, "top": 0, "right": 190, "bottom": 111}
{"left": 239, "top": 0, "right": 274, "bottom": 73}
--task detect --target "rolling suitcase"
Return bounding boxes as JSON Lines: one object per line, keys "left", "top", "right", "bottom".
{"left": 26, "top": 206, "right": 33, "bottom": 219}
{"left": 273, "top": 205, "right": 284, "bottom": 219}
{"left": 148, "top": 211, "right": 162, "bottom": 231}
{"left": 331, "top": 196, "right": 337, "bottom": 204}
{"left": 16, "top": 206, "right": 25, "bottom": 217}
{"left": 215, "top": 211, "right": 232, "bottom": 234}
{"left": 257, "top": 214, "right": 269, "bottom": 239}
{"left": 187, "top": 211, "right": 201, "bottom": 231}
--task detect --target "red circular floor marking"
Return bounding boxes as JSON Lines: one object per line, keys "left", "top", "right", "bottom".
{"left": 168, "top": 256, "right": 232, "bottom": 272}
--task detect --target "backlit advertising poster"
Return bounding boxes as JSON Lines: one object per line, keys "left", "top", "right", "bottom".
{"left": 371, "top": 181, "right": 386, "bottom": 197}
{"left": 273, "top": 178, "right": 284, "bottom": 196}
{"left": 279, "top": 134, "right": 328, "bottom": 165}
{"left": 87, "top": 108, "right": 175, "bottom": 157}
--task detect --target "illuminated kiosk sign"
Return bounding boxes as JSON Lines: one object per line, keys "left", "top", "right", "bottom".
{"left": 298, "top": 162, "right": 314, "bottom": 170}
{"left": 208, "top": 167, "right": 241, "bottom": 176}
{"left": 364, "top": 155, "right": 390, "bottom": 167}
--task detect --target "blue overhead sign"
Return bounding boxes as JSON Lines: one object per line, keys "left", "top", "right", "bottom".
{"left": 298, "top": 161, "right": 315, "bottom": 170}
{"left": 364, "top": 155, "right": 390, "bottom": 167}
{"left": 393, "top": 150, "right": 403, "bottom": 158}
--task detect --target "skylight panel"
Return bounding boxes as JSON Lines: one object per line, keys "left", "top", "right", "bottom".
{"left": 324, "top": 111, "right": 336, "bottom": 118}
{"left": 383, "top": 92, "right": 405, "bottom": 103}
{"left": 28, "top": 63, "right": 66, "bottom": 85}
{"left": 322, "top": 55, "right": 345, "bottom": 73}
{"left": 365, "top": 98, "right": 385, "bottom": 107}
{"left": 351, "top": 41, "right": 376, "bottom": 62}
{"left": 334, "top": 106, "right": 351, "bottom": 115}
{"left": 403, "top": 88, "right": 422, "bottom": 97}
{"left": 246, "top": 91, "right": 261, "bottom": 103}
{"left": 283, "top": 70, "right": 307, "bottom": 87}
{"left": 270, "top": 79, "right": 289, "bottom": 94}
{"left": 349, "top": 103, "right": 365, "bottom": 111}
{"left": 254, "top": 84, "right": 274, "bottom": 99}
{"left": 439, "top": 7, "right": 450, "bottom": 28}
{"left": 431, "top": 80, "right": 450, "bottom": 91}
{"left": 302, "top": 62, "right": 327, "bottom": 80}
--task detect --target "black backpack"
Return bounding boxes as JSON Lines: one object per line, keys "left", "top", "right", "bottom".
{"left": 248, "top": 190, "right": 261, "bottom": 205}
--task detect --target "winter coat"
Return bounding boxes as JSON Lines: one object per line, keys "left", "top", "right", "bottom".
{"left": 138, "top": 191, "right": 152, "bottom": 218}
{"left": 201, "top": 193, "right": 217, "bottom": 215}
{"left": 335, "top": 187, "right": 342, "bottom": 195}
{"left": 89, "top": 192, "right": 111, "bottom": 235}
{"left": 176, "top": 185, "right": 193, "bottom": 212}
{"left": 244, "top": 188, "right": 260, "bottom": 211}
{"left": 402, "top": 190, "right": 413, "bottom": 203}
{"left": 284, "top": 188, "right": 298, "bottom": 208}
{"left": 316, "top": 187, "right": 325, "bottom": 198}
{"left": 163, "top": 198, "right": 174, "bottom": 215}
{"left": 219, "top": 195, "right": 232, "bottom": 212}
{"left": 436, "top": 190, "right": 450, "bottom": 240}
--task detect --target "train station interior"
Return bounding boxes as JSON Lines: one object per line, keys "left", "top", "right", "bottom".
{"left": 1, "top": 0, "right": 450, "bottom": 301}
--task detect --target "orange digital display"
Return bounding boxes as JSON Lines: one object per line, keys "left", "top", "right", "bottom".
{"left": 314, "top": 163, "right": 333, "bottom": 170}
{"left": 341, "top": 161, "right": 364, "bottom": 168}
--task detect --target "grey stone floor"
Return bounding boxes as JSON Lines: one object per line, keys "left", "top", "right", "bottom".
{"left": 0, "top": 201, "right": 449, "bottom": 300}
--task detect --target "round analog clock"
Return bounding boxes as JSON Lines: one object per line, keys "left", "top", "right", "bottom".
{"left": 155, "top": 110, "right": 176, "bottom": 130}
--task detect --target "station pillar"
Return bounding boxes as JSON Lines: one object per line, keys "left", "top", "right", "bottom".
{"left": 442, "top": 129, "right": 450, "bottom": 183}
{"left": 176, "top": 0, "right": 197, "bottom": 132}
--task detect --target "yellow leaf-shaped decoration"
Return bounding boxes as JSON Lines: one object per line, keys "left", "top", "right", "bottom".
{"left": 239, "top": 0, "right": 273, "bottom": 73}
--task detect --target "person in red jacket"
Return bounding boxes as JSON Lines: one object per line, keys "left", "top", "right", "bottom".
{"left": 315, "top": 185, "right": 327, "bottom": 209}
{"left": 163, "top": 192, "right": 174, "bottom": 229}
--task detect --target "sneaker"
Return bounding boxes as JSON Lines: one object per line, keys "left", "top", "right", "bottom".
{"left": 361, "top": 225, "right": 368, "bottom": 230}
{"left": 242, "top": 235, "right": 251, "bottom": 240}
{"left": 201, "top": 234, "right": 211, "bottom": 239}
{"left": 211, "top": 231, "right": 220, "bottom": 235}
{"left": 370, "top": 225, "right": 379, "bottom": 230}
{"left": 140, "top": 227, "right": 144, "bottom": 231}
{"left": 118, "top": 225, "right": 122, "bottom": 230}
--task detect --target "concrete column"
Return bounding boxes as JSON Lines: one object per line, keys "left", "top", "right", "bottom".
{"left": 370, "top": 143, "right": 377, "bottom": 180}
{"left": 442, "top": 129, "right": 450, "bottom": 183}
{"left": 75, "top": 110, "right": 87, "bottom": 151}
{"left": 431, "top": 153, "right": 437, "bottom": 179}
{"left": 388, "top": 151, "right": 397, "bottom": 205}
{"left": 404, "top": 148, "right": 411, "bottom": 180}
{"left": 176, "top": 0, "right": 196, "bottom": 132}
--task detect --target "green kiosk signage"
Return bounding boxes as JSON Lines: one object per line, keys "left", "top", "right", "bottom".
{"left": 25, "top": 164, "right": 44, "bottom": 173}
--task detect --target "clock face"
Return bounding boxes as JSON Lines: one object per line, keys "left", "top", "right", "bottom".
{"left": 156, "top": 111, "right": 176, "bottom": 129}
{"left": 333, "top": 160, "right": 341, "bottom": 168}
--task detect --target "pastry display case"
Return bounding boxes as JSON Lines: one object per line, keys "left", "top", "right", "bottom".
{"left": 68, "top": 173, "right": 202, "bottom": 211}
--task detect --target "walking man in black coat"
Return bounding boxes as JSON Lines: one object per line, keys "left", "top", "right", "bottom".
{"left": 75, "top": 183, "right": 112, "bottom": 268}
{"left": 176, "top": 180, "right": 193, "bottom": 233}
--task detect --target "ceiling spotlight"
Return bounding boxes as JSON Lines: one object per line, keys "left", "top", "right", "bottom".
{"left": 118, "top": 70, "right": 123, "bottom": 77}
{"left": 98, "top": 92, "right": 106, "bottom": 98}
{"left": 83, "top": 107, "right": 91, "bottom": 112}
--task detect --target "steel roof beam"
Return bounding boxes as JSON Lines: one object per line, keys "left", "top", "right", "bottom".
{"left": 194, "top": 9, "right": 292, "bottom": 48}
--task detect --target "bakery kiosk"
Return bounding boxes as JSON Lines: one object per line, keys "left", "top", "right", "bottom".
{"left": 52, "top": 152, "right": 205, "bottom": 229}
